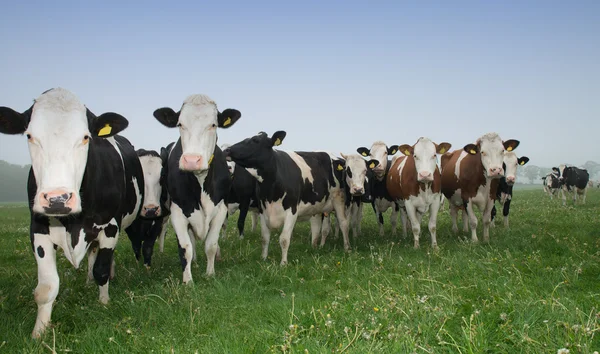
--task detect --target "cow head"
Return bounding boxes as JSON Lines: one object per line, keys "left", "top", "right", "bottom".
{"left": 463, "top": 133, "right": 519, "bottom": 179}
{"left": 338, "top": 153, "right": 378, "bottom": 196}
{"left": 502, "top": 152, "right": 529, "bottom": 185}
{"left": 357, "top": 141, "right": 398, "bottom": 180}
{"left": 224, "top": 131, "right": 286, "bottom": 175}
{"left": 153, "top": 95, "right": 241, "bottom": 172}
{"left": 0, "top": 88, "right": 128, "bottom": 216}
{"left": 398, "top": 137, "right": 451, "bottom": 183}
{"left": 137, "top": 149, "right": 164, "bottom": 218}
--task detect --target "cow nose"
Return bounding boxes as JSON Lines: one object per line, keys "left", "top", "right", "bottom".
{"left": 44, "top": 192, "right": 72, "bottom": 205}
{"left": 351, "top": 187, "right": 364, "bottom": 195}
{"left": 39, "top": 189, "right": 76, "bottom": 214}
{"left": 488, "top": 167, "right": 503, "bottom": 177}
{"left": 418, "top": 171, "right": 433, "bottom": 181}
{"left": 223, "top": 148, "right": 232, "bottom": 161}
{"left": 506, "top": 176, "right": 515, "bottom": 184}
{"left": 180, "top": 154, "right": 203, "bottom": 171}
{"left": 142, "top": 205, "right": 161, "bottom": 217}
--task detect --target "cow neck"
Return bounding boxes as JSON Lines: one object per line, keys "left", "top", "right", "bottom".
{"left": 256, "top": 150, "right": 279, "bottom": 184}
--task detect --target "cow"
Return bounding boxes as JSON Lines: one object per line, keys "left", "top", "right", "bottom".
{"left": 125, "top": 146, "right": 172, "bottom": 268}
{"left": 557, "top": 164, "right": 589, "bottom": 206}
{"left": 356, "top": 142, "right": 407, "bottom": 237}
{"left": 542, "top": 168, "right": 561, "bottom": 199}
{"left": 319, "top": 153, "right": 378, "bottom": 245}
{"left": 441, "top": 133, "right": 520, "bottom": 243}
{"left": 153, "top": 94, "right": 241, "bottom": 284}
{"left": 490, "top": 153, "right": 529, "bottom": 228}
{"left": 386, "top": 137, "right": 451, "bottom": 249}
{"left": 0, "top": 88, "right": 143, "bottom": 338}
{"left": 221, "top": 143, "right": 260, "bottom": 239}
{"left": 223, "top": 131, "right": 352, "bottom": 265}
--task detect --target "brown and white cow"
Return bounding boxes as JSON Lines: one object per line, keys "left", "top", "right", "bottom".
{"left": 440, "top": 133, "right": 519, "bottom": 243}
{"left": 386, "top": 137, "right": 451, "bottom": 249}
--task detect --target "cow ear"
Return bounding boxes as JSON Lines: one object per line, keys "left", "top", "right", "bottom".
{"left": 217, "top": 109, "right": 241, "bottom": 128}
{"left": 436, "top": 142, "right": 452, "bottom": 154}
{"left": 518, "top": 156, "right": 530, "bottom": 166}
{"left": 388, "top": 145, "right": 399, "bottom": 156}
{"left": 271, "top": 131, "right": 286, "bottom": 147}
{"left": 92, "top": 112, "right": 129, "bottom": 137}
{"left": 367, "top": 159, "right": 379, "bottom": 170}
{"left": 357, "top": 147, "right": 370, "bottom": 157}
{"left": 0, "top": 105, "right": 31, "bottom": 135}
{"left": 503, "top": 139, "right": 520, "bottom": 152}
{"left": 153, "top": 107, "right": 180, "bottom": 128}
{"left": 398, "top": 144, "right": 413, "bottom": 156}
{"left": 464, "top": 143, "right": 478, "bottom": 155}
{"left": 333, "top": 160, "right": 345, "bottom": 172}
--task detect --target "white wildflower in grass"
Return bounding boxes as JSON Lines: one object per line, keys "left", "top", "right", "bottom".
{"left": 362, "top": 331, "right": 371, "bottom": 340}
{"left": 557, "top": 349, "right": 570, "bottom": 354}
{"left": 500, "top": 313, "right": 507, "bottom": 321}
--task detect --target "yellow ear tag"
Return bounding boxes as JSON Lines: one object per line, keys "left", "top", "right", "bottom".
{"left": 222, "top": 117, "right": 231, "bottom": 127}
{"left": 361, "top": 152, "right": 367, "bottom": 156}
{"left": 519, "top": 160, "right": 525, "bottom": 165}
{"left": 507, "top": 146, "right": 513, "bottom": 151}
{"left": 391, "top": 149, "right": 397, "bottom": 155}
{"left": 404, "top": 149, "right": 411, "bottom": 156}
{"left": 98, "top": 124, "right": 112, "bottom": 137}
{"left": 274, "top": 138, "right": 281, "bottom": 146}
{"left": 470, "top": 149, "right": 477, "bottom": 154}
{"left": 439, "top": 148, "right": 446, "bottom": 154}
{"left": 208, "top": 154, "right": 214, "bottom": 165}
{"left": 337, "top": 164, "right": 343, "bottom": 171}
{"left": 369, "top": 162, "right": 375, "bottom": 169}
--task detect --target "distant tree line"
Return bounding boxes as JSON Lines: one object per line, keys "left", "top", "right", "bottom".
{"left": 0, "top": 160, "right": 30, "bottom": 202}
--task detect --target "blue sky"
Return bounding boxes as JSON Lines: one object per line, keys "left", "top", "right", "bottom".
{"left": 1, "top": 1, "right": 599, "bottom": 169}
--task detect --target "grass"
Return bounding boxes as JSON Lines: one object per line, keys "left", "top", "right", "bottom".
{"left": 0, "top": 189, "right": 599, "bottom": 353}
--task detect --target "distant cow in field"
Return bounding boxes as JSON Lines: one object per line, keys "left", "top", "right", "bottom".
{"left": 441, "top": 133, "right": 520, "bottom": 243}
{"left": 490, "top": 152, "right": 529, "bottom": 228}
{"left": 0, "top": 88, "right": 144, "bottom": 338}
{"left": 543, "top": 168, "right": 561, "bottom": 199}
{"left": 224, "top": 131, "right": 352, "bottom": 264}
{"left": 386, "top": 137, "right": 451, "bottom": 249}
{"left": 557, "top": 164, "right": 589, "bottom": 206}
{"left": 153, "top": 94, "right": 241, "bottom": 284}
{"left": 357, "top": 142, "right": 407, "bottom": 237}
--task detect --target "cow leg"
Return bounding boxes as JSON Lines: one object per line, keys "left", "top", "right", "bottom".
{"left": 482, "top": 199, "right": 496, "bottom": 243}
{"left": 220, "top": 212, "right": 229, "bottom": 239}
{"left": 237, "top": 199, "right": 251, "bottom": 240}
{"left": 332, "top": 197, "right": 351, "bottom": 251}
{"left": 377, "top": 208, "right": 385, "bottom": 237}
{"left": 87, "top": 245, "right": 98, "bottom": 283}
{"left": 320, "top": 214, "right": 331, "bottom": 247}
{"left": 141, "top": 221, "right": 162, "bottom": 269}
{"left": 349, "top": 205, "right": 360, "bottom": 240}
{"left": 392, "top": 203, "right": 400, "bottom": 237}
{"left": 126, "top": 221, "right": 143, "bottom": 262}
{"left": 465, "top": 202, "right": 479, "bottom": 242}
{"left": 260, "top": 214, "right": 271, "bottom": 260}
{"left": 158, "top": 216, "right": 169, "bottom": 253}
{"left": 204, "top": 203, "right": 227, "bottom": 276}
{"left": 582, "top": 187, "right": 588, "bottom": 204}
{"left": 250, "top": 211, "right": 258, "bottom": 232}
{"left": 310, "top": 214, "right": 322, "bottom": 248}
{"left": 357, "top": 203, "right": 364, "bottom": 236}
{"left": 490, "top": 204, "right": 496, "bottom": 228}
{"left": 333, "top": 213, "right": 340, "bottom": 239}
{"left": 188, "top": 227, "right": 198, "bottom": 263}
{"left": 94, "top": 223, "right": 119, "bottom": 305}
{"left": 404, "top": 202, "right": 421, "bottom": 249}
{"left": 170, "top": 205, "right": 194, "bottom": 284}
{"left": 428, "top": 195, "right": 442, "bottom": 250}
{"left": 503, "top": 197, "right": 511, "bottom": 228}
{"left": 561, "top": 187, "right": 567, "bottom": 206}
{"left": 462, "top": 209, "right": 469, "bottom": 233}
{"left": 399, "top": 207, "right": 409, "bottom": 238}
{"left": 31, "top": 233, "right": 59, "bottom": 339}
{"left": 449, "top": 205, "right": 459, "bottom": 233}
{"left": 279, "top": 212, "right": 299, "bottom": 265}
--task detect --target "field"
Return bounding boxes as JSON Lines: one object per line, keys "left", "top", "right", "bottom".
{"left": 0, "top": 188, "right": 599, "bottom": 353}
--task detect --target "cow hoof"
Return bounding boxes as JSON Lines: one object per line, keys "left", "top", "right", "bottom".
{"left": 280, "top": 261, "right": 288, "bottom": 266}
{"left": 99, "top": 295, "right": 110, "bottom": 305}
{"left": 144, "top": 264, "right": 151, "bottom": 271}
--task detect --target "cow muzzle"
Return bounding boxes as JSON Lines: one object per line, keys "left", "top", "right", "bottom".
{"left": 39, "top": 189, "right": 76, "bottom": 215}
{"left": 180, "top": 154, "right": 204, "bottom": 171}
{"left": 487, "top": 167, "right": 504, "bottom": 178}
{"left": 417, "top": 171, "right": 433, "bottom": 183}
{"left": 141, "top": 204, "right": 161, "bottom": 218}
{"left": 350, "top": 186, "right": 365, "bottom": 196}
{"left": 505, "top": 176, "right": 516, "bottom": 185}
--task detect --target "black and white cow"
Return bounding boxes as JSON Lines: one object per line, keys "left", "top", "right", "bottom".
{"left": 0, "top": 88, "right": 143, "bottom": 338}
{"left": 153, "top": 94, "right": 241, "bottom": 283}
{"left": 221, "top": 143, "right": 260, "bottom": 239}
{"left": 542, "top": 168, "right": 561, "bottom": 199}
{"left": 224, "top": 131, "right": 352, "bottom": 264}
{"left": 125, "top": 146, "right": 172, "bottom": 268}
{"left": 490, "top": 152, "right": 529, "bottom": 228}
{"left": 356, "top": 142, "right": 408, "bottom": 237}
{"left": 557, "top": 164, "right": 590, "bottom": 205}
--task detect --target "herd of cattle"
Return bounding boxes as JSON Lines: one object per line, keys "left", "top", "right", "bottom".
{"left": 0, "top": 88, "right": 591, "bottom": 338}
{"left": 541, "top": 166, "right": 592, "bottom": 204}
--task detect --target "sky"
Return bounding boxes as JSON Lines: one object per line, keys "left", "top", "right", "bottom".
{"left": 1, "top": 0, "right": 599, "bottom": 168}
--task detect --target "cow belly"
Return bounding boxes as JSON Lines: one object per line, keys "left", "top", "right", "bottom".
{"left": 263, "top": 201, "right": 287, "bottom": 229}
{"left": 374, "top": 198, "right": 394, "bottom": 213}
{"left": 471, "top": 185, "right": 488, "bottom": 210}
{"left": 447, "top": 189, "right": 464, "bottom": 207}
{"left": 297, "top": 198, "right": 331, "bottom": 218}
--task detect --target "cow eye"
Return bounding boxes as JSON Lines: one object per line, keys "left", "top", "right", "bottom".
{"left": 177, "top": 123, "right": 182, "bottom": 128}
{"left": 481, "top": 151, "right": 486, "bottom": 156}
{"left": 212, "top": 123, "right": 217, "bottom": 128}
{"left": 26, "top": 133, "right": 32, "bottom": 140}
{"left": 83, "top": 135, "right": 90, "bottom": 141}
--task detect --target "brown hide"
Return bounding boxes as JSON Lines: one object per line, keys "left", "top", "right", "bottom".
{"left": 441, "top": 149, "right": 497, "bottom": 202}
{"left": 387, "top": 155, "right": 442, "bottom": 201}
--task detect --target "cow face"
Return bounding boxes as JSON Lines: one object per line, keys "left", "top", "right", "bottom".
{"left": 224, "top": 131, "right": 286, "bottom": 171}
{"left": 357, "top": 142, "right": 398, "bottom": 179}
{"left": 153, "top": 95, "right": 241, "bottom": 172}
{"left": 138, "top": 150, "right": 163, "bottom": 218}
{"left": 339, "top": 153, "right": 378, "bottom": 196}
{"left": 463, "top": 133, "right": 519, "bottom": 179}
{"left": 503, "top": 152, "right": 529, "bottom": 185}
{"left": 399, "top": 138, "right": 451, "bottom": 183}
{"left": 0, "top": 88, "right": 128, "bottom": 216}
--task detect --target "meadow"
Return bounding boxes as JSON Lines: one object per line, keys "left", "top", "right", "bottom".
{"left": 0, "top": 187, "right": 598, "bottom": 353}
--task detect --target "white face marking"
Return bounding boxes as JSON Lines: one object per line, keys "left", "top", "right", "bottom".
{"left": 477, "top": 133, "right": 506, "bottom": 178}
{"left": 344, "top": 154, "right": 368, "bottom": 195}
{"left": 26, "top": 89, "right": 90, "bottom": 215}
{"left": 412, "top": 138, "right": 437, "bottom": 182}
{"left": 139, "top": 155, "right": 163, "bottom": 211}
{"left": 369, "top": 142, "right": 389, "bottom": 178}
{"left": 502, "top": 152, "right": 520, "bottom": 184}
{"left": 178, "top": 95, "right": 219, "bottom": 171}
